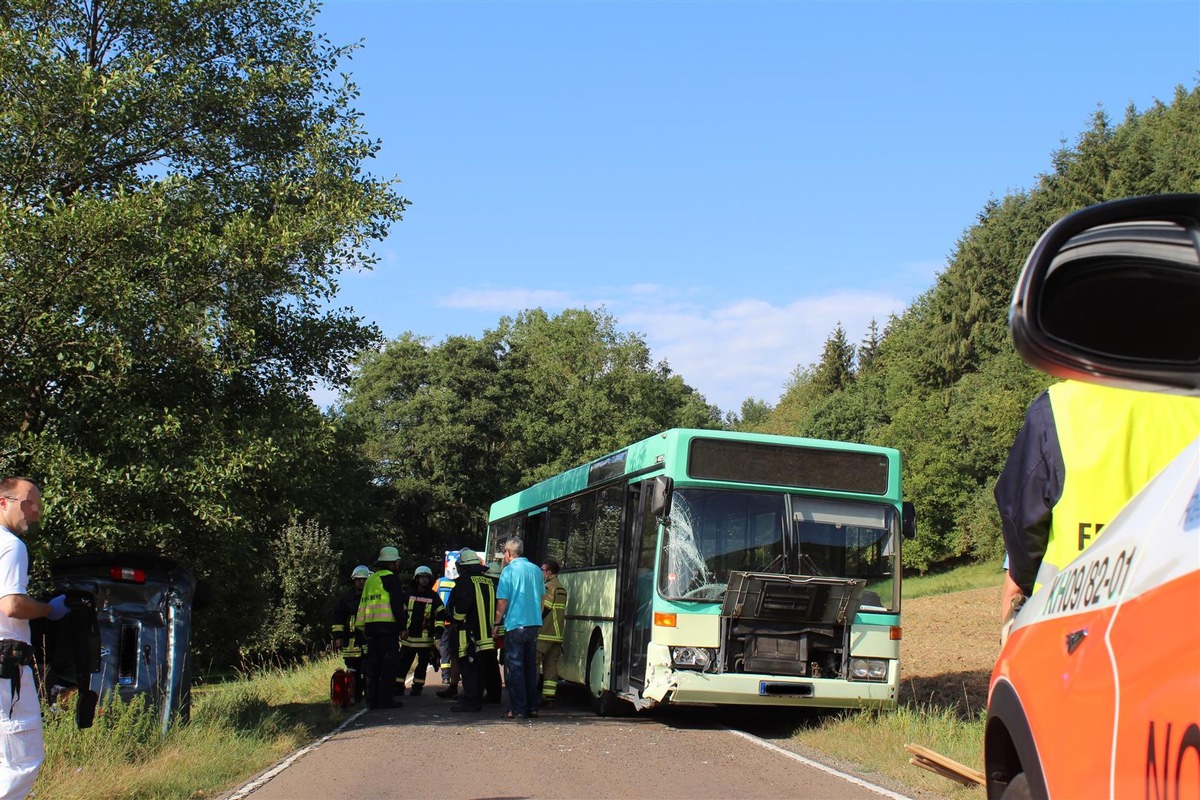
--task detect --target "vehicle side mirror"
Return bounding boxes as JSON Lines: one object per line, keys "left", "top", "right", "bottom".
{"left": 650, "top": 475, "right": 674, "bottom": 520}
{"left": 1010, "top": 193, "right": 1200, "bottom": 394}
{"left": 902, "top": 501, "right": 916, "bottom": 540}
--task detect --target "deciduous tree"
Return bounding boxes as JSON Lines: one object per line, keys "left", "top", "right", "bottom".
{"left": 342, "top": 308, "right": 720, "bottom": 557}
{"left": 0, "top": 0, "right": 406, "bottom": 663}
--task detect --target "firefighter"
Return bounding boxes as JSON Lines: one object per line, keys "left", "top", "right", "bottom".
{"left": 358, "top": 546, "right": 408, "bottom": 710}
{"left": 483, "top": 559, "right": 504, "bottom": 704}
{"left": 536, "top": 559, "right": 567, "bottom": 707}
{"left": 447, "top": 548, "right": 497, "bottom": 713}
{"left": 331, "top": 564, "right": 371, "bottom": 704}
{"left": 396, "top": 565, "right": 444, "bottom": 696}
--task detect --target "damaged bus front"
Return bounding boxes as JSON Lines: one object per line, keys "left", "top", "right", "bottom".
{"left": 640, "top": 488, "right": 911, "bottom": 709}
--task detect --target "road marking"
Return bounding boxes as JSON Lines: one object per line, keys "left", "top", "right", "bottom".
{"left": 225, "top": 707, "right": 369, "bottom": 799}
{"left": 725, "top": 728, "right": 913, "bottom": 800}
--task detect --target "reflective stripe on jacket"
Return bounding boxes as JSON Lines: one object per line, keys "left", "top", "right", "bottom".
{"left": 451, "top": 573, "right": 496, "bottom": 657}
{"left": 358, "top": 569, "right": 398, "bottom": 625}
{"left": 403, "top": 591, "right": 444, "bottom": 649}
{"left": 538, "top": 576, "right": 567, "bottom": 643}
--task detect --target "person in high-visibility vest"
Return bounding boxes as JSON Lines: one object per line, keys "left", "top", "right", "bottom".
{"left": 536, "top": 559, "right": 567, "bottom": 707}
{"left": 995, "top": 380, "right": 1200, "bottom": 640}
{"left": 483, "top": 559, "right": 504, "bottom": 704}
{"left": 331, "top": 564, "right": 371, "bottom": 704}
{"left": 447, "top": 548, "right": 496, "bottom": 713}
{"left": 396, "top": 566, "right": 444, "bottom": 696}
{"left": 357, "top": 546, "right": 408, "bottom": 710}
{"left": 433, "top": 562, "right": 457, "bottom": 695}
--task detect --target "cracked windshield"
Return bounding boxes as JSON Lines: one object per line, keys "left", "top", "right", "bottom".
{"left": 661, "top": 489, "right": 897, "bottom": 610}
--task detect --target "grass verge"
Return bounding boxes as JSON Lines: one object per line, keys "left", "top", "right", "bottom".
{"left": 792, "top": 705, "right": 985, "bottom": 799}
{"left": 902, "top": 561, "right": 1005, "bottom": 599}
{"left": 34, "top": 656, "right": 346, "bottom": 800}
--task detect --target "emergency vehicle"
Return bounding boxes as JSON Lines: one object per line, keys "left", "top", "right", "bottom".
{"left": 985, "top": 194, "right": 1200, "bottom": 799}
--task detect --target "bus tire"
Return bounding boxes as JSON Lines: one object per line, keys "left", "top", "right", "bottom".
{"left": 587, "top": 638, "right": 619, "bottom": 716}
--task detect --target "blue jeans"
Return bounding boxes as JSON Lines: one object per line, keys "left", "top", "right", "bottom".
{"left": 503, "top": 625, "right": 541, "bottom": 716}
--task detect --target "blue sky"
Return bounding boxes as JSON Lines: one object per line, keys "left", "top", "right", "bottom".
{"left": 313, "top": 0, "right": 1198, "bottom": 414}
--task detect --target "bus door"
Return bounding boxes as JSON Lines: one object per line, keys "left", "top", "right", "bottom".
{"left": 614, "top": 479, "right": 660, "bottom": 690}
{"left": 522, "top": 509, "right": 545, "bottom": 563}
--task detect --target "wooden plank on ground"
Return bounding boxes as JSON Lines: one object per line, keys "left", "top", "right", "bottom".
{"left": 904, "top": 743, "right": 986, "bottom": 786}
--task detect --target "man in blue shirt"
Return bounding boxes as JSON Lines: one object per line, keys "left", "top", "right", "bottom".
{"left": 492, "top": 538, "right": 544, "bottom": 719}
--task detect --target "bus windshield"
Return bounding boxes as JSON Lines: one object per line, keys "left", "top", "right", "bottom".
{"left": 660, "top": 488, "right": 898, "bottom": 610}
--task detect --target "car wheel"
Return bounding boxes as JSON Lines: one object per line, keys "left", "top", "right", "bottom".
{"left": 1000, "top": 772, "right": 1032, "bottom": 800}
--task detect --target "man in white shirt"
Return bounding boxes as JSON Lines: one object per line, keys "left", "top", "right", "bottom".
{"left": 0, "top": 477, "right": 68, "bottom": 800}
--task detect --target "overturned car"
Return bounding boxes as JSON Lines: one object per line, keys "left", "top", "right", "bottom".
{"left": 33, "top": 553, "right": 201, "bottom": 733}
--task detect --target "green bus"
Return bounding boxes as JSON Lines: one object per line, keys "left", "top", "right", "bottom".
{"left": 485, "top": 428, "right": 915, "bottom": 714}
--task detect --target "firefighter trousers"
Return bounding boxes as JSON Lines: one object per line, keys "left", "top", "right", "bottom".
{"left": 397, "top": 645, "right": 435, "bottom": 693}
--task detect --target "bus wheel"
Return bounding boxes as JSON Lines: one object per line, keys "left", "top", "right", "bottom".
{"left": 587, "top": 640, "right": 619, "bottom": 717}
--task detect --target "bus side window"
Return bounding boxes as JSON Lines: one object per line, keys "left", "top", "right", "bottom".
{"left": 566, "top": 493, "right": 595, "bottom": 567}
{"left": 593, "top": 485, "right": 621, "bottom": 566}
{"left": 547, "top": 502, "right": 570, "bottom": 568}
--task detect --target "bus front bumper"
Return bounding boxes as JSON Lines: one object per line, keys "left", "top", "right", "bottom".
{"left": 642, "top": 657, "right": 898, "bottom": 709}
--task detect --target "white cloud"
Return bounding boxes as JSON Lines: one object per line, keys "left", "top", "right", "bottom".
{"left": 431, "top": 282, "right": 918, "bottom": 415}
{"left": 440, "top": 287, "right": 576, "bottom": 310}
{"left": 620, "top": 289, "right": 911, "bottom": 412}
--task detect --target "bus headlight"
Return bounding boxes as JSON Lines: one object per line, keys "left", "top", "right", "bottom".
{"left": 671, "top": 647, "right": 715, "bottom": 670}
{"left": 848, "top": 658, "right": 889, "bottom": 682}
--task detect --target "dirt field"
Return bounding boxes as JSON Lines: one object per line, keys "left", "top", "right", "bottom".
{"left": 900, "top": 585, "right": 1003, "bottom": 717}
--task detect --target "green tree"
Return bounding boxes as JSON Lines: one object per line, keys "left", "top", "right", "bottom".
{"left": 0, "top": 0, "right": 406, "bottom": 664}
{"left": 761, "top": 364, "right": 818, "bottom": 436}
{"left": 342, "top": 308, "right": 720, "bottom": 558}
{"left": 811, "top": 323, "right": 855, "bottom": 396}
{"left": 503, "top": 308, "right": 719, "bottom": 483}
{"left": 856, "top": 319, "right": 882, "bottom": 375}
{"left": 246, "top": 518, "right": 340, "bottom": 663}
{"left": 728, "top": 397, "right": 772, "bottom": 431}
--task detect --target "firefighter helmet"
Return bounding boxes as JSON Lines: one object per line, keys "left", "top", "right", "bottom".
{"left": 351, "top": 565, "right": 371, "bottom": 580}
{"left": 414, "top": 565, "right": 433, "bottom": 578}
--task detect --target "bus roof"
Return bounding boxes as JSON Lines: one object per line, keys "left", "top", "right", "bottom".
{"left": 487, "top": 428, "right": 901, "bottom": 522}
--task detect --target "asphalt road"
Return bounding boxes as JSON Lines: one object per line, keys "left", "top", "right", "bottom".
{"left": 227, "top": 672, "right": 914, "bottom": 800}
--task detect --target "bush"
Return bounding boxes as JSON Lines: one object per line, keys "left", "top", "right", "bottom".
{"left": 958, "top": 484, "right": 1006, "bottom": 564}
{"left": 242, "top": 519, "right": 339, "bottom": 663}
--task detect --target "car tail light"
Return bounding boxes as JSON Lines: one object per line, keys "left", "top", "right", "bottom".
{"left": 109, "top": 566, "right": 146, "bottom": 583}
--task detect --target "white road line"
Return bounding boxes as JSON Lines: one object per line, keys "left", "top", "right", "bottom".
{"left": 225, "top": 707, "right": 369, "bottom": 800}
{"left": 725, "top": 728, "right": 913, "bottom": 800}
